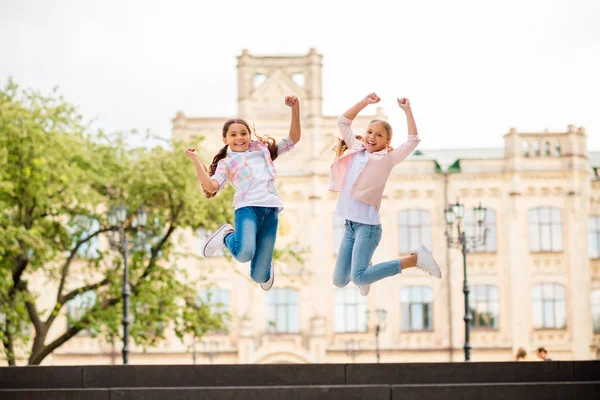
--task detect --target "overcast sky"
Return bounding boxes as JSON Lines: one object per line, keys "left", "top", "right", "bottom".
{"left": 1, "top": 0, "right": 599, "bottom": 150}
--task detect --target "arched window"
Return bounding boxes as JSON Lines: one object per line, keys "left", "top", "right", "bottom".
{"left": 401, "top": 286, "right": 433, "bottom": 331}
{"left": 532, "top": 283, "right": 566, "bottom": 329}
{"left": 198, "top": 288, "right": 231, "bottom": 333}
{"left": 523, "top": 141, "right": 530, "bottom": 157}
{"left": 398, "top": 210, "right": 431, "bottom": 254}
{"left": 253, "top": 73, "right": 267, "bottom": 88}
{"left": 292, "top": 72, "right": 305, "bottom": 87}
{"left": 266, "top": 288, "right": 299, "bottom": 333}
{"left": 334, "top": 287, "right": 367, "bottom": 333}
{"left": 66, "top": 290, "right": 97, "bottom": 336}
{"left": 470, "top": 285, "right": 499, "bottom": 329}
{"left": 529, "top": 208, "right": 562, "bottom": 252}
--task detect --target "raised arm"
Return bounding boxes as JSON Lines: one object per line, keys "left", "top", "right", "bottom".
{"left": 285, "top": 95, "right": 301, "bottom": 144}
{"left": 184, "top": 147, "right": 220, "bottom": 194}
{"left": 390, "top": 98, "right": 421, "bottom": 164}
{"left": 343, "top": 92, "right": 380, "bottom": 120}
{"left": 338, "top": 93, "right": 381, "bottom": 148}
{"left": 398, "top": 97, "right": 417, "bottom": 136}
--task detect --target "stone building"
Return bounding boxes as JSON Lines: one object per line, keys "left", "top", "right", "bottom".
{"left": 47, "top": 49, "right": 600, "bottom": 364}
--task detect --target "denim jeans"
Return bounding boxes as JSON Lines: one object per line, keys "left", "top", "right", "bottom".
{"left": 224, "top": 206, "right": 279, "bottom": 284}
{"left": 333, "top": 220, "right": 402, "bottom": 287}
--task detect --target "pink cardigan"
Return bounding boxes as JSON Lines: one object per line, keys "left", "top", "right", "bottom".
{"left": 329, "top": 115, "right": 421, "bottom": 211}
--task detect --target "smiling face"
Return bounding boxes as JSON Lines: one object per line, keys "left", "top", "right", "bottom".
{"left": 363, "top": 121, "right": 392, "bottom": 153}
{"left": 222, "top": 120, "right": 252, "bottom": 152}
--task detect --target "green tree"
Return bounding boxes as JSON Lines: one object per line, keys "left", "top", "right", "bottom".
{"left": 0, "top": 79, "right": 233, "bottom": 365}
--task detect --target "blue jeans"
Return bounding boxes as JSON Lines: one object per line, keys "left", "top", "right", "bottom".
{"left": 224, "top": 206, "right": 279, "bottom": 284}
{"left": 333, "top": 220, "right": 402, "bottom": 287}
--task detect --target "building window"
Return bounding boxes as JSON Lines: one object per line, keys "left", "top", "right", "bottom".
{"left": 253, "top": 73, "right": 267, "bottom": 88}
{"left": 470, "top": 285, "right": 499, "bottom": 329}
{"left": 198, "top": 288, "right": 230, "bottom": 333}
{"left": 197, "top": 229, "right": 225, "bottom": 257}
{"left": 464, "top": 209, "right": 497, "bottom": 252}
{"left": 545, "top": 142, "right": 551, "bottom": 156}
{"left": 533, "top": 140, "right": 541, "bottom": 156}
{"left": 398, "top": 210, "right": 431, "bottom": 254}
{"left": 523, "top": 141, "right": 530, "bottom": 157}
{"left": 589, "top": 217, "right": 600, "bottom": 259}
{"left": 333, "top": 214, "right": 345, "bottom": 255}
{"left": 529, "top": 208, "right": 562, "bottom": 252}
{"left": 292, "top": 72, "right": 305, "bottom": 87}
{"left": 266, "top": 288, "right": 299, "bottom": 333}
{"left": 334, "top": 287, "right": 367, "bottom": 333}
{"left": 69, "top": 216, "right": 100, "bottom": 258}
{"left": 532, "top": 283, "right": 566, "bottom": 329}
{"left": 0, "top": 313, "right": 32, "bottom": 336}
{"left": 592, "top": 290, "right": 600, "bottom": 334}
{"left": 555, "top": 140, "right": 561, "bottom": 156}
{"left": 401, "top": 286, "right": 433, "bottom": 331}
{"left": 66, "top": 290, "right": 97, "bottom": 336}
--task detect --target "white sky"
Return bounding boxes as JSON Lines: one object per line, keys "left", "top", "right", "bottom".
{"left": 1, "top": 0, "right": 599, "bottom": 150}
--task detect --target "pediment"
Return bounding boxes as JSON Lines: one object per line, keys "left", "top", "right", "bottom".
{"left": 251, "top": 69, "right": 308, "bottom": 104}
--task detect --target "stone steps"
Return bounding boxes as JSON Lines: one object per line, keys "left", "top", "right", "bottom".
{"left": 1, "top": 361, "right": 598, "bottom": 399}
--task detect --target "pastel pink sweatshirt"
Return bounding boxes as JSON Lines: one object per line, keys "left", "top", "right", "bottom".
{"left": 329, "top": 115, "right": 421, "bottom": 211}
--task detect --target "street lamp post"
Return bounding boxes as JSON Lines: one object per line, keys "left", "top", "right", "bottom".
{"left": 366, "top": 309, "right": 387, "bottom": 363}
{"left": 444, "top": 200, "right": 487, "bottom": 362}
{"left": 108, "top": 204, "right": 148, "bottom": 365}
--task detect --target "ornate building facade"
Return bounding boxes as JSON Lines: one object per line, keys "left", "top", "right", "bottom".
{"left": 47, "top": 49, "right": 600, "bottom": 365}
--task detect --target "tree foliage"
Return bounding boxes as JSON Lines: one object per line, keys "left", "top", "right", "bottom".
{"left": 0, "top": 79, "right": 233, "bottom": 365}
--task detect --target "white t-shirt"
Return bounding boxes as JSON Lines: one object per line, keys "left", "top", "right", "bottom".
{"left": 335, "top": 150, "right": 381, "bottom": 225}
{"left": 234, "top": 150, "right": 283, "bottom": 210}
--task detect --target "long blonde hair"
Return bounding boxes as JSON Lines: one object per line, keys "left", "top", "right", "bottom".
{"left": 333, "top": 135, "right": 364, "bottom": 158}
{"left": 333, "top": 119, "right": 395, "bottom": 158}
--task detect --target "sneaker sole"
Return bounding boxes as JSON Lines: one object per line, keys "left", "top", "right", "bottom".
{"left": 419, "top": 244, "right": 442, "bottom": 279}
{"left": 202, "top": 225, "right": 230, "bottom": 257}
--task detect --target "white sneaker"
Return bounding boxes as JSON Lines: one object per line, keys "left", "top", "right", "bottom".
{"left": 413, "top": 245, "right": 442, "bottom": 279}
{"left": 358, "top": 285, "right": 370, "bottom": 296}
{"left": 260, "top": 264, "right": 275, "bottom": 291}
{"left": 358, "top": 262, "right": 372, "bottom": 296}
{"left": 202, "top": 224, "right": 233, "bottom": 257}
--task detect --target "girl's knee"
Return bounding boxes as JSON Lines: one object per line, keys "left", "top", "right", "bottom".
{"left": 333, "top": 277, "right": 349, "bottom": 288}
{"left": 236, "top": 247, "right": 255, "bottom": 263}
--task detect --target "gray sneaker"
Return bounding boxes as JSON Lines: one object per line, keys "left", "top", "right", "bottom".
{"left": 260, "top": 264, "right": 275, "bottom": 291}
{"left": 358, "top": 285, "right": 370, "bottom": 296}
{"left": 414, "top": 245, "right": 442, "bottom": 279}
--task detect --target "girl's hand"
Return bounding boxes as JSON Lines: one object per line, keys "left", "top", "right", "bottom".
{"left": 397, "top": 97, "right": 411, "bottom": 111}
{"left": 285, "top": 95, "right": 299, "bottom": 109}
{"left": 184, "top": 147, "right": 199, "bottom": 160}
{"left": 362, "top": 92, "right": 381, "bottom": 105}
